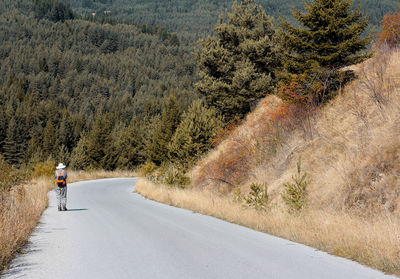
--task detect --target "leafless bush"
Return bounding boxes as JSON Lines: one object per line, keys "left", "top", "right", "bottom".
{"left": 357, "top": 47, "right": 395, "bottom": 115}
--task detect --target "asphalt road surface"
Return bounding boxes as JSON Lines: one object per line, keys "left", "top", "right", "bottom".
{"left": 2, "top": 178, "right": 397, "bottom": 279}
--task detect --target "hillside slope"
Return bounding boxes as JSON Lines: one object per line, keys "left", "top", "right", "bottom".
{"left": 192, "top": 48, "right": 400, "bottom": 216}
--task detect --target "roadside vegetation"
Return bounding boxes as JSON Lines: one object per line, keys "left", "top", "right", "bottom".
{"left": 0, "top": 157, "right": 51, "bottom": 272}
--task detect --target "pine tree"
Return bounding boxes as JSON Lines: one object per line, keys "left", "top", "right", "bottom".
{"left": 168, "top": 100, "right": 223, "bottom": 169}
{"left": 43, "top": 120, "right": 56, "bottom": 158}
{"left": 58, "top": 113, "right": 75, "bottom": 152}
{"left": 194, "top": 0, "right": 280, "bottom": 121}
{"left": 279, "top": 0, "right": 371, "bottom": 104}
{"left": 147, "top": 94, "right": 182, "bottom": 165}
{"left": 85, "top": 114, "right": 113, "bottom": 169}
{"left": 2, "top": 117, "right": 24, "bottom": 165}
{"left": 115, "top": 119, "right": 146, "bottom": 169}
{"left": 0, "top": 108, "right": 7, "bottom": 153}
{"left": 70, "top": 136, "right": 90, "bottom": 170}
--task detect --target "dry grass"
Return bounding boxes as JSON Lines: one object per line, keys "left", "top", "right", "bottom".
{"left": 68, "top": 169, "right": 136, "bottom": 183}
{"left": 136, "top": 178, "right": 400, "bottom": 276}
{"left": 0, "top": 178, "right": 53, "bottom": 271}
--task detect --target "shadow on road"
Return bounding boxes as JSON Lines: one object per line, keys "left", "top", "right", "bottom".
{"left": 1, "top": 259, "right": 38, "bottom": 277}
{"left": 66, "top": 208, "right": 88, "bottom": 211}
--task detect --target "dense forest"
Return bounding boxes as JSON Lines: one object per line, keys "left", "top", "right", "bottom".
{"left": 0, "top": 0, "right": 199, "bottom": 170}
{"left": 0, "top": 0, "right": 396, "bottom": 178}
{"left": 61, "top": 0, "right": 399, "bottom": 40}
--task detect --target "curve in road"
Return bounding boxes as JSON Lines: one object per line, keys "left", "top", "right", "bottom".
{"left": 2, "top": 178, "right": 396, "bottom": 279}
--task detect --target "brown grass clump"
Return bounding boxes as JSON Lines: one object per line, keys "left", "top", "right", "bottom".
{"left": 0, "top": 178, "right": 53, "bottom": 271}
{"left": 136, "top": 178, "right": 400, "bottom": 276}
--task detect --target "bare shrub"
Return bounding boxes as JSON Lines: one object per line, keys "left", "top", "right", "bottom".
{"left": 377, "top": 9, "right": 400, "bottom": 48}
{"left": 357, "top": 48, "right": 395, "bottom": 115}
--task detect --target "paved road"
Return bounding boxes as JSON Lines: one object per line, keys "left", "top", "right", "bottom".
{"left": 2, "top": 178, "right": 397, "bottom": 279}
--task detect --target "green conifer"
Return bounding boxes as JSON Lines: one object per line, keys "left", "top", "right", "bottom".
{"left": 147, "top": 94, "right": 182, "bottom": 165}
{"left": 168, "top": 100, "right": 223, "bottom": 169}
{"left": 70, "top": 136, "right": 90, "bottom": 170}
{"left": 115, "top": 118, "right": 146, "bottom": 169}
{"left": 3, "top": 117, "right": 24, "bottom": 165}
{"left": 85, "top": 114, "right": 113, "bottom": 169}
{"left": 43, "top": 120, "right": 56, "bottom": 158}
{"left": 0, "top": 108, "right": 7, "bottom": 153}
{"left": 279, "top": 0, "right": 371, "bottom": 104}
{"left": 194, "top": 0, "right": 280, "bottom": 121}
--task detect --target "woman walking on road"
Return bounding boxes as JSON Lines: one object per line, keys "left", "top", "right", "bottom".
{"left": 55, "top": 163, "right": 68, "bottom": 211}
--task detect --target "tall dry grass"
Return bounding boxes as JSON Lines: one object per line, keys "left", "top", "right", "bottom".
{"left": 68, "top": 169, "right": 136, "bottom": 183}
{"left": 136, "top": 178, "right": 400, "bottom": 276}
{"left": 0, "top": 178, "right": 53, "bottom": 271}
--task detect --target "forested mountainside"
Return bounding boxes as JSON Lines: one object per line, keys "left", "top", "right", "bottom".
{"left": 0, "top": 0, "right": 396, "bottom": 172}
{"left": 62, "top": 0, "right": 398, "bottom": 40}
{"left": 0, "top": 0, "right": 198, "bottom": 169}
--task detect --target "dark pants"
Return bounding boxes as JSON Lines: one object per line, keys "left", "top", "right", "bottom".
{"left": 55, "top": 185, "right": 67, "bottom": 210}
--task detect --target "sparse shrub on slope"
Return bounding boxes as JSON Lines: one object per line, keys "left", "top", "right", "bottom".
{"left": 192, "top": 95, "right": 316, "bottom": 190}
{"left": 377, "top": 9, "right": 400, "bottom": 48}
{"left": 244, "top": 182, "right": 269, "bottom": 211}
{"left": 163, "top": 167, "right": 191, "bottom": 188}
{"left": 139, "top": 161, "right": 157, "bottom": 179}
{"left": 281, "top": 159, "right": 310, "bottom": 213}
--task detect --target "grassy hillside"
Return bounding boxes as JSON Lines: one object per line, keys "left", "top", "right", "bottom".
{"left": 137, "top": 47, "right": 400, "bottom": 275}
{"left": 192, "top": 48, "right": 400, "bottom": 216}
{"left": 62, "top": 0, "right": 398, "bottom": 40}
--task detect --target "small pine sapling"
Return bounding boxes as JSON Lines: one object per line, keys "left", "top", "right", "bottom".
{"left": 245, "top": 182, "right": 269, "bottom": 211}
{"left": 281, "top": 158, "right": 310, "bottom": 213}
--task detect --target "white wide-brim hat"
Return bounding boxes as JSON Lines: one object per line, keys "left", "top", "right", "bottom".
{"left": 56, "top": 163, "right": 66, "bottom": 169}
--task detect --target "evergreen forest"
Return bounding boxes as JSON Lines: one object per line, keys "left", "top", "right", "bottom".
{"left": 61, "top": 0, "right": 399, "bottom": 40}
{"left": 0, "top": 0, "right": 397, "bottom": 177}
{"left": 0, "top": 0, "right": 198, "bottom": 170}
